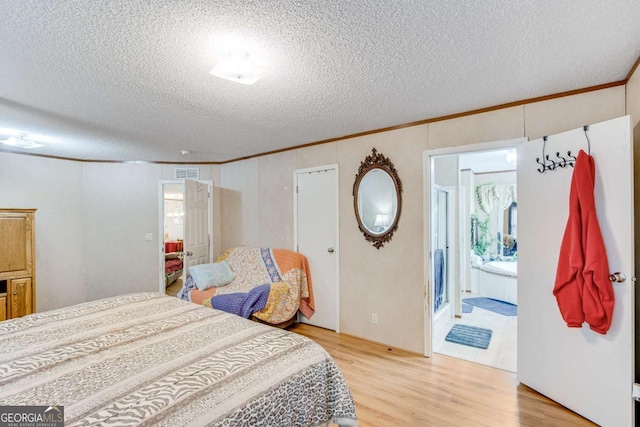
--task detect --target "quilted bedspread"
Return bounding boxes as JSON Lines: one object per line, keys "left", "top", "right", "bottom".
{"left": 0, "top": 293, "right": 357, "bottom": 427}
{"left": 187, "top": 247, "right": 315, "bottom": 324}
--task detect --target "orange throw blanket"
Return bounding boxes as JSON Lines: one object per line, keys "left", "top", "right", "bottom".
{"left": 270, "top": 249, "right": 315, "bottom": 319}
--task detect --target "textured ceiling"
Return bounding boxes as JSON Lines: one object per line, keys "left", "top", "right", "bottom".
{"left": 0, "top": 0, "right": 639, "bottom": 162}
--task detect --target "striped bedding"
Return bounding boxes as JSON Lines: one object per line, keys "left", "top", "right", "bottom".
{"left": 0, "top": 293, "right": 357, "bottom": 426}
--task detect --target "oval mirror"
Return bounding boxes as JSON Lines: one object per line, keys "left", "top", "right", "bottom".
{"left": 353, "top": 148, "right": 403, "bottom": 249}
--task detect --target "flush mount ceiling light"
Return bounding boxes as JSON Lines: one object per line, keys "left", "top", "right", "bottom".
{"left": 0, "top": 135, "right": 45, "bottom": 149}
{"left": 209, "top": 50, "right": 268, "bottom": 85}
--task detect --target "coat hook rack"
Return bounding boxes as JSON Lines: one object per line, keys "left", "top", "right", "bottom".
{"left": 583, "top": 124, "right": 591, "bottom": 155}
{"left": 535, "top": 125, "right": 590, "bottom": 174}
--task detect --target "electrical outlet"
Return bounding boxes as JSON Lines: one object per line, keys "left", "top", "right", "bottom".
{"left": 371, "top": 313, "right": 378, "bottom": 324}
{"left": 145, "top": 233, "right": 153, "bottom": 241}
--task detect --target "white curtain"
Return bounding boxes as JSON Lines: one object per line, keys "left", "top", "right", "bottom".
{"left": 476, "top": 184, "right": 517, "bottom": 213}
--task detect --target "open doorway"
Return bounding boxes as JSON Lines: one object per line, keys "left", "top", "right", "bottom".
{"left": 426, "top": 141, "right": 520, "bottom": 373}
{"left": 163, "top": 183, "right": 185, "bottom": 296}
{"left": 159, "top": 179, "right": 213, "bottom": 296}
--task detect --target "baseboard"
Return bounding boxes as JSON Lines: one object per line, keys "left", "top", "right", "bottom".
{"left": 338, "top": 332, "right": 424, "bottom": 357}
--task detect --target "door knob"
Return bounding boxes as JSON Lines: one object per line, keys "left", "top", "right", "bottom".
{"left": 184, "top": 251, "right": 193, "bottom": 257}
{"left": 328, "top": 247, "right": 335, "bottom": 254}
{"left": 608, "top": 272, "right": 626, "bottom": 283}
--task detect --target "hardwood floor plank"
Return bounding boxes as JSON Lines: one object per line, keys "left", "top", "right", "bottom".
{"left": 290, "top": 323, "right": 596, "bottom": 427}
{"left": 165, "top": 278, "right": 182, "bottom": 297}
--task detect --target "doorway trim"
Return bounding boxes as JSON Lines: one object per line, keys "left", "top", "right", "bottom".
{"left": 158, "top": 179, "right": 214, "bottom": 294}
{"left": 423, "top": 137, "right": 526, "bottom": 357}
{"left": 293, "top": 164, "right": 340, "bottom": 333}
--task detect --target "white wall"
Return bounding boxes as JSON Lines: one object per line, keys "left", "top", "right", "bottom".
{"left": 0, "top": 153, "right": 85, "bottom": 311}
{"left": 337, "top": 126, "right": 428, "bottom": 352}
{"left": 433, "top": 156, "right": 458, "bottom": 187}
{"left": 220, "top": 158, "right": 261, "bottom": 249}
{"left": 83, "top": 163, "right": 162, "bottom": 301}
{"left": 0, "top": 156, "right": 220, "bottom": 311}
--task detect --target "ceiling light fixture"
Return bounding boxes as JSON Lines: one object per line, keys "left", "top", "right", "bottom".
{"left": 0, "top": 135, "right": 45, "bottom": 149}
{"left": 0, "top": 127, "right": 22, "bottom": 137}
{"left": 209, "top": 50, "right": 268, "bottom": 85}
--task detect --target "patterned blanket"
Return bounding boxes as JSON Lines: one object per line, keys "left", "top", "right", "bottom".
{"left": 184, "top": 247, "right": 315, "bottom": 324}
{"left": 0, "top": 293, "right": 357, "bottom": 427}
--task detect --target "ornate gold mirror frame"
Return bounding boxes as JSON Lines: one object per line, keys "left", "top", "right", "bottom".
{"left": 352, "top": 148, "right": 403, "bottom": 249}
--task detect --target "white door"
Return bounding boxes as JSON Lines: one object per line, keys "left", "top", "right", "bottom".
{"left": 295, "top": 166, "right": 339, "bottom": 331}
{"left": 183, "top": 179, "right": 210, "bottom": 270}
{"left": 517, "top": 116, "right": 634, "bottom": 426}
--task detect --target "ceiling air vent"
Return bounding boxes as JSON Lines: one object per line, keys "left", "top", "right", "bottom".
{"left": 175, "top": 167, "right": 199, "bottom": 179}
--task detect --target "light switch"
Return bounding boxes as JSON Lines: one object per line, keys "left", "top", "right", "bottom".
{"left": 145, "top": 233, "right": 153, "bottom": 241}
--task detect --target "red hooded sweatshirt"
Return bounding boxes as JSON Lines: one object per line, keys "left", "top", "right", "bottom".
{"left": 553, "top": 150, "right": 614, "bottom": 334}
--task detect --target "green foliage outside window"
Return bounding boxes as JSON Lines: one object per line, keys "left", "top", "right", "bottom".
{"left": 471, "top": 213, "right": 493, "bottom": 257}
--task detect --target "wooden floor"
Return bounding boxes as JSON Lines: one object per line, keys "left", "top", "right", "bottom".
{"left": 165, "top": 278, "right": 182, "bottom": 297}
{"left": 289, "top": 323, "right": 596, "bottom": 427}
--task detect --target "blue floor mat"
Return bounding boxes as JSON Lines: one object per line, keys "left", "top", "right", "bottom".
{"left": 445, "top": 324, "right": 492, "bottom": 349}
{"left": 462, "top": 297, "right": 517, "bottom": 316}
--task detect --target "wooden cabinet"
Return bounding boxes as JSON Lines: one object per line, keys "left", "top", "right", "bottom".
{"left": 0, "top": 295, "right": 6, "bottom": 321}
{"left": 10, "top": 278, "right": 32, "bottom": 318}
{"left": 0, "top": 209, "right": 36, "bottom": 320}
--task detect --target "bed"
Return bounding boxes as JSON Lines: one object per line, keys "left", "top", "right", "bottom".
{"left": 164, "top": 252, "right": 183, "bottom": 286}
{"left": 0, "top": 293, "right": 358, "bottom": 426}
{"left": 179, "top": 247, "right": 315, "bottom": 326}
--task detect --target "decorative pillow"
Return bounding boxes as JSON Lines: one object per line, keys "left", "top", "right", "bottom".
{"left": 189, "top": 261, "right": 235, "bottom": 290}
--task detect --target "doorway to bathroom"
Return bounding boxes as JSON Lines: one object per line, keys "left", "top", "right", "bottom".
{"left": 425, "top": 138, "right": 523, "bottom": 373}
